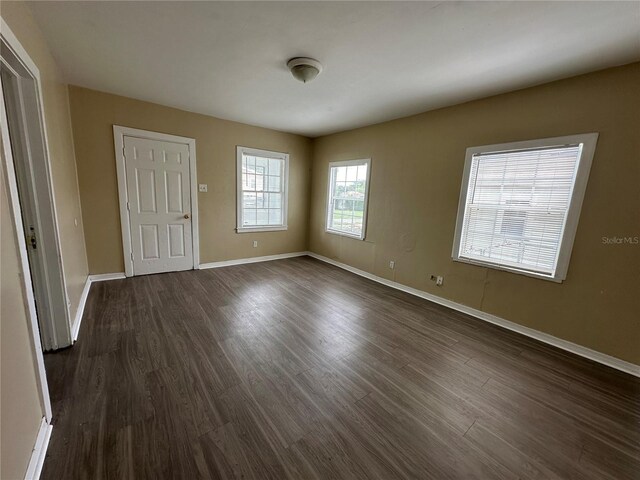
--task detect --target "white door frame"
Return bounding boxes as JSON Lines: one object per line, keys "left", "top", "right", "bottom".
{"left": 113, "top": 125, "right": 199, "bottom": 277}
{"left": 0, "top": 18, "right": 54, "bottom": 420}
{"left": 1, "top": 18, "right": 72, "bottom": 353}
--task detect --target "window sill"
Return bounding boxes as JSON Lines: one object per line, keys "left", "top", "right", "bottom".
{"left": 325, "top": 228, "right": 365, "bottom": 241}
{"left": 236, "top": 226, "right": 288, "bottom": 233}
{"left": 452, "top": 256, "right": 564, "bottom": 283}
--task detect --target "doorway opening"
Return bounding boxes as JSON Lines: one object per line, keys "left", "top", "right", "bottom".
{"left": 1, "top": 23, "right": 71, "bottom": 352}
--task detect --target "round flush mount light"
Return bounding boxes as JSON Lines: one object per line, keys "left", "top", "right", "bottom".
{"left": 287, "top": 57, "right": 323, "bottom": 83}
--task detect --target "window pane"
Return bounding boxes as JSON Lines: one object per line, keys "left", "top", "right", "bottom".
{"left": 245, "top": 173, "right": 256, "bottom": 191}
{"left": 268, "top": 208, "right": 282, "bottom": 225}
{"left": 356, "top": 165, "right": 367, "bottom": 182}
{"left": 269, "top": 158, "right": 281, "bottom": 176}
{"left": 268, "top": 175, "right": 280, "bottom": 192}
{"left": 353, "top": 200, "right": 364, "bottom": 235}
{"left": 345, "top": 181, "right": 356, "bottom": 197}
{"left": 340, "top": 214, "right": 352, "bottom": 232}
{"left": 327, "top": 199, "right": 336, "bottom": 229}
{"left": 333, "top": 211, "right": 342, "bottom": 230}
{"left": 243, "top": 209, "right": 256, "bottom": 226}
{"left": 256, "top": 209, "right": 268, "bottom": 225}
{"left": 245, "top": 155, "right": 255, "bottom": 172}
{"left": 336, "top": 166, "right": 347, "bottom": 182}
{"left": 268, "top": 193, "right": 282, "bottom": 208}
{"left": 255, "top": 156, "right": 268, "bottom": 174}
{"left": 243, "top": 192, "right": 256, "bottom": 209}
{"left": 255, "top": 173, "right": 265, "bottom": 191}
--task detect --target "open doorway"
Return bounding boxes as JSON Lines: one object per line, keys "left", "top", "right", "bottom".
{"left": 1, "top": 23, "right": 71, "bottom": 351}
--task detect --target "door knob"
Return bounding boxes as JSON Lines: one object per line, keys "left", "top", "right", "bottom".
{"left": 184, "top": 213, "right": 190, "bottom": 219}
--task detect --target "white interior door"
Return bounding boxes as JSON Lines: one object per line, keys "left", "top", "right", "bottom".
{"left": 1, "top": 68, "right": 44, "bottom": 303}
{"left": 124, "top": 135, "right": 193, "bottom": 275}
{"left": 1, "top": 59, "right": 71, "bottom": 350}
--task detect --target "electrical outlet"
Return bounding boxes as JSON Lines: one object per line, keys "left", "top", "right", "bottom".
{"left": 253, "top": 240, "right": 258, "bottom": 248}
{"left": 436, "top": 276, "right": 444, "bottom": 286}
{"left": 389, "top": 260, "right": 395, "bottom": 269}
{"left": 199, "top": 184, "right": 208, "bottom": 192}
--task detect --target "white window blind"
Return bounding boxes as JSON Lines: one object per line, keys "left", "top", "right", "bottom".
{"left": 453, "top": 134, "right": 598, "bottom": 281}
{"left": 236, "top": 147, "right": 288, "bottom": 232}
{"left": 326, "top": 159, "right": 371, "bottom": 239}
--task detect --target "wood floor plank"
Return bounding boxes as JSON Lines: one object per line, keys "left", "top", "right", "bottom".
{"left": 354, "top": 391, "right": 517, "bottom": 480}
{"left": 580, "top": 435, "right": 640, "bottom": 480}
{"left": 41, "top": 256, "right": 639, "bottom": 479}
{"left": 464, "top": 420, "right": 565, "bottom": 480}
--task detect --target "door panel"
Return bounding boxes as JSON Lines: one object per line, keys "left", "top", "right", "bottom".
{"left": 136, "top": 168, "right": 157, "bottom": 213}
{"left": 124, "top": 136, "right": 193, "bottom": 275}
{"left": 165, "top": 170, "right": 183, "bottom": 213}
{"left": 168, "top": 224, "right": 185, "bottom": 257}
{"left": 140, "top": 224, "right": 160, "bottom": 260}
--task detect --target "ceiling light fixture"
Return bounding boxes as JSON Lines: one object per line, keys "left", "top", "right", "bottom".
{"left": 287, "top": 57, "right": 323, "bottom": 83}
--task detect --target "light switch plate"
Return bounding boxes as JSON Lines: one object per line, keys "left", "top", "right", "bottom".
{"left": 199, "top": 184, "right": 208, "bottom": 192}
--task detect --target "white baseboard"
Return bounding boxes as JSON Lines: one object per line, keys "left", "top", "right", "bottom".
{"left": 307, "top": 252, "right": 640, "bottom": 377}
{"left": 199, "top": 251, "right": 308, "bottom": 269}
{"left": 70, "top": 272, "right": 125, "bottom": 342}
{"left": 89, "top": 272, "right": 126, "bottom": 282}
{"left": 24, "top": 417, "right": 52, "bottom": 480}
{"left": 71, "top": 276, "right": 91, "bottom": 341}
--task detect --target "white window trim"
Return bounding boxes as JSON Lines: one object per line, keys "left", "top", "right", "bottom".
{"left": 452, "top": 133, "right": 598, "bottom": 283}
{"left": 325, "top": 158, "right": 372, "bottom": 241}
{"left": 236, "top": 146, "right": 289, "bottom": 233}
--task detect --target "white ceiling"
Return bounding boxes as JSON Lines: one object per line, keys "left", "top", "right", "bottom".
{"left": 28, "top": 1, "right": 640, "bottom": 137}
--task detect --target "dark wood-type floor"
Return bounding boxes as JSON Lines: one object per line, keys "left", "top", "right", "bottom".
{"left": 42, "top": 256, "right": 639, "bottom": 479}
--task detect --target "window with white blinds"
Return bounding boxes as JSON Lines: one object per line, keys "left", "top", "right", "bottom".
{"left": 453, "top": 134, "right": 598, "bottom": 282}
{"left": 236, "top": 146, "right": 288, "bottom": 232}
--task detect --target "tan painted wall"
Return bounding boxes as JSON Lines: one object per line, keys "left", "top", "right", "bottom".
{"left": 310, "top": 63, "right": 640, "bottom": 365}
{"left": 1, "top": 2, "right": 89, "bottom": 325}
{"left": 1, "top": 5, "right": 89, "bottom": 478}
{"left": 0, "top": 150, "right": 45, "bottom": 480}
{"left": 68, "top": 87, "right": 312, "bottom": 274}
